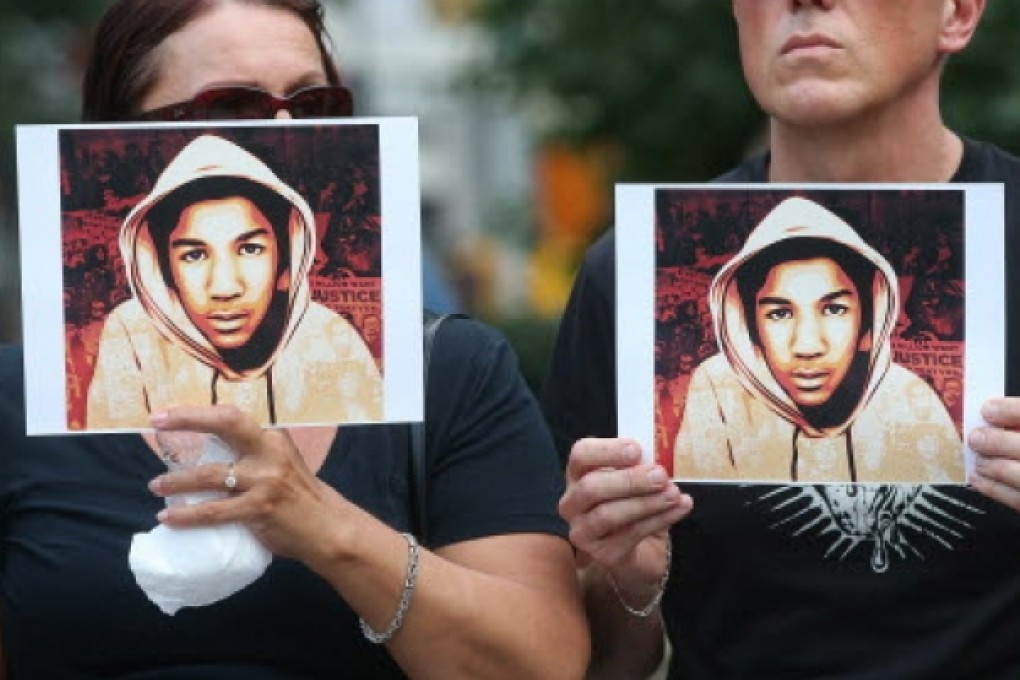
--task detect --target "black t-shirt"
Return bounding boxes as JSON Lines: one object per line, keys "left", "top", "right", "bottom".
{"left": 0, "top": 317, "right": 567, "bottom": 679}
{"left": 542, "top": 138, "right": 1020, "bottom": 679}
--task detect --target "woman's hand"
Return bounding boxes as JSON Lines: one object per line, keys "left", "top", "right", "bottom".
{"left": 147, "top": 405, "right": 351, "bottom": 567}
{"left": 145, "top": 405, "right": 589, "bottom": 679}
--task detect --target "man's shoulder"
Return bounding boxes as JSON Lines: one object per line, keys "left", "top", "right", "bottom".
{"left": 958, "top": 137, "right": 1020, "bottom": 183}
{"left": 582, "top": 229, "right": 616, "bottom": 272}
{"left": 712, "top": 153, "right": 768, "bottom": 184}
{"left": 564, "top": 229, "right": 616, "bottom": 298}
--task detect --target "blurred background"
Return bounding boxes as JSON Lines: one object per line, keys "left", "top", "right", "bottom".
{"left": 2, "top": 0, "right": 1020, "bottom": 393}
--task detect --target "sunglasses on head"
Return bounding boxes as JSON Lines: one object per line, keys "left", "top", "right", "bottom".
{"left": 137, "top": 84, "right": 353, "bottom": 122}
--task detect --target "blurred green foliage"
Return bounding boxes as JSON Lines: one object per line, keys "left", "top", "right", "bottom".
{"left": 0, "top": 1, "right": 109, "bottom": 340}
{"left": 469, "top": 0, "right": 762, "bottom": 182}
{"left": 943, "top": 2, "right": 1020, "bottom": 151}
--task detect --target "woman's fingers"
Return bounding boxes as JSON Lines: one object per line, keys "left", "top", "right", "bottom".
{"left": 150, "top": 404, "right": 279, "bottom": 457}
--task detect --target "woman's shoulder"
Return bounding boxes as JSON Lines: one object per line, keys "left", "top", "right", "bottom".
{"left": 0, "top": 345, "right": 26, "bottom": 434}
{"left": 0, "top": 344, "right": 24, "bottom": 390}
{"left": 425, "top": 314, "right": 515, "bottom": 382}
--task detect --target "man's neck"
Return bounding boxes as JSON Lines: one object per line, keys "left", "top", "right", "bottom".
{"left": 767, "top": 91, "right": 963, "bottom": 184}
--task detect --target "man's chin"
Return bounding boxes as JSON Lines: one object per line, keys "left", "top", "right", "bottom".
{"left": 765, "top": 84, "right": 871, "bottom": 127}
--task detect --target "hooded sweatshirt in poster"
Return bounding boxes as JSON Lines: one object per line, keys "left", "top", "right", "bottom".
{"left": 87, "top": 135, "right": 382, "bottom": 429}
{"left": 673, "top": 197, "right": 962, "bottom": 483}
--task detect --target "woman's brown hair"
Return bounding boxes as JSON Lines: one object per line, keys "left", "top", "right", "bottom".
{"left": 81, "top": 0, "right": 342, "bottom": 121}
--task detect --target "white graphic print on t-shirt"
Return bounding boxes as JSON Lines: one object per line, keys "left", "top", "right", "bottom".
{"left": 755, "top": 484, "right": 982, "bottom": 573}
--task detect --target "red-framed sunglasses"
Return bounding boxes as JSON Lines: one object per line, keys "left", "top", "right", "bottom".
{"left": 137, "top": 84, "right": 353, "bottom": 121}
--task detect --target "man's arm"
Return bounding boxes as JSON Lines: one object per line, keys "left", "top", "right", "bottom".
{"left": 540, "top": 233, "right": 618, "bottom": 463}
{"left": 559, "top": 438, "right": 691, "bottom": 678}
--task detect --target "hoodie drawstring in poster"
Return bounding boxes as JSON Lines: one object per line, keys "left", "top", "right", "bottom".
{"left": 790, "top": 428, "right": 858, "bottom": 483}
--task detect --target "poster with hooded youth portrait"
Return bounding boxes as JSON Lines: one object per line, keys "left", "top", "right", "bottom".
{"left": 17, "top": 118, "right": 422, "bottom": 434}
{"left": 617, "top": 185, "right": 1004, "bottom": 484}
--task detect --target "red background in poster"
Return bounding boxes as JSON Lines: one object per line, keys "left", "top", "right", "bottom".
{"left": 60, "top": 125, "right": 382, "bottom": 430}
{"left": 654, "top": 189, "right": 965, "bottom": 472}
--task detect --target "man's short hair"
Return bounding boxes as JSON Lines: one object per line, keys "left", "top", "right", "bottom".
{"left": 735, "top": 237, "right": 877, "bottom": 348}
{"left": 145, "top": 176, "right": 293, "bottom": 291}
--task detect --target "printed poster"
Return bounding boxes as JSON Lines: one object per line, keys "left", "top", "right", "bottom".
{"left": 17, "top": 118, "right": 423, "bottom": 434}
{"left": 617, "top": 185, "right": 1004, "bottom": 484}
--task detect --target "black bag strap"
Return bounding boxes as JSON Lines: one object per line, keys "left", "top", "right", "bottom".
{"left": 409, "top": 311, "right": 465, "bottom": 545}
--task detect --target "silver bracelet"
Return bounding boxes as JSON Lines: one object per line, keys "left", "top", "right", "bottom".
{"left": 360, "top": 532, "right": 420, "bottom": 644}
{"left": 607, "top": 534, "right": 672, "bottom": 618}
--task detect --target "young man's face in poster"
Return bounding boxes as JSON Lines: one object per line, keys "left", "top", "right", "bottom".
{"left": 755, "top": 256, "right": 865, "bottom": 408}
{"left": 169, "top": 196, "right": 283, "bottom": 350}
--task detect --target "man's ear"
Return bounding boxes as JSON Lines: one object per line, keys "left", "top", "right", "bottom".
{"left": 858, "top": 330, "right": 873, "bottom": 352}
{"left": 939, "top": 0, "right": 987, "bottom": 55}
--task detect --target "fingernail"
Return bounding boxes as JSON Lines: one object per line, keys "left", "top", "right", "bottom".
{"left": 982, "top": 401, "right": 1001, "bottom": 422}
{"left": 148, "top": 477, "right": 162, "bottom": 493}
{"left": 647, "top": 467, "right": 667, "bottom": 485}
{"left": 623, "top": 443, "right": 640, "bottom": 462}
{"left": 156, "top": 509, "right": 168, "bottom": 522}
{"left": 150, "top": 411, "right": 169, "bottom": 428}
{"left": 969, "top": 428, "right": 988, "bottom": 450}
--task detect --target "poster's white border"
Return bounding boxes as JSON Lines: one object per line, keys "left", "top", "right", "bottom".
{"left": 617, "top": 182, "right": 1004, "bottom": 484}
{"left": 17, "top": 117, "right": 423, "bottom": 435}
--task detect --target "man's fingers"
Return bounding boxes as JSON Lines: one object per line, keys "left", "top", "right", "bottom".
{"left": 969, "top": 424, "right": 1020, "bottom": 461}
{"left": 593, "top": 502, "right": 692, "bottom": 567}
{"left": 566, "top": 438, "right": 643, "bottom": 481}
{"left": 980, "top": 398, "right": 1020, "bottom": 431}
{"left": 567, "top": 483, "right": 687, "bottom": 548}
{"left": 971, "top": 458, "right": 1020, "bottom": 512}
{"left": 560, "top": 463, "right": 673, "bottom": 518}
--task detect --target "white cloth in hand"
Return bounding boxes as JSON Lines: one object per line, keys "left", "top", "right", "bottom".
{"left": 129, "top": 435, "right": 272, "bottom": 615}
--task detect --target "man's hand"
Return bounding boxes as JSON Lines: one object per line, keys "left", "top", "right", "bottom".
{"left": 559, "top": 437, "right": 692, "bottom": 593}
{"left": 969, "top": 398, "right": 1020, "bottom": 511}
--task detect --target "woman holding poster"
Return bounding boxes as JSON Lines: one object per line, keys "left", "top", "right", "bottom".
{"left": 0, "top": 1, "right": 587, "bottom": 678}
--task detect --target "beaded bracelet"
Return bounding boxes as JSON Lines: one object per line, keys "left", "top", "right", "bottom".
{"left": 607, "top": 535, "right": 672, "bottom": 618}
{"left": 360, "top": 532, "right": 420, "bottom": 644}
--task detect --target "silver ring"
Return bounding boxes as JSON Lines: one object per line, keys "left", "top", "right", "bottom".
{"left": 224, "top": 464, "right": 238, "bottom": 491}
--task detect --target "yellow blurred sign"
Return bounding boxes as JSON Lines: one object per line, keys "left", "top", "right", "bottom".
{"left": 428, "top": 0, "right": 478, "bottom": 23}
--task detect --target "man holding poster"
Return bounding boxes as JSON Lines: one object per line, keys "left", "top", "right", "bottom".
{"left": 548, "top": 1, "right": 1020, "bottom": 678}
{"left": 87, "top": 134, "right": 383, "bottom": 429}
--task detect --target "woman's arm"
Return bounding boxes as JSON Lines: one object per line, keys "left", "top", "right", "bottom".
{"left": 148, "top": 406, "right": 589, "bottom": 680}
{"left": 0, "top": 610, "right": 7, "bottom": 680}
{"left": 321, "top": 509, "right": 587, "bottom": 680}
